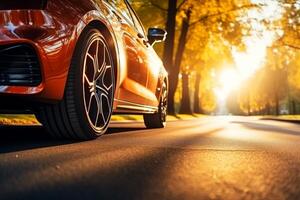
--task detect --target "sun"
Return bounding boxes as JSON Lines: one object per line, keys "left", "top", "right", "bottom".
{"left": 215, "top": 69, "right": 241, "bottom": 101}
{"left": 215, "top": 30, "right": 276, "bottom": 102}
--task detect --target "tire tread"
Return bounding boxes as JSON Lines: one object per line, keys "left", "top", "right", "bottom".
{"left": 35, "top": 28, "right": 111, "bottom": 140}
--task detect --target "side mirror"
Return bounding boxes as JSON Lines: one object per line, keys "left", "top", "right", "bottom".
{"left": 148, "top": 28, "right": 167, "bottom": 46}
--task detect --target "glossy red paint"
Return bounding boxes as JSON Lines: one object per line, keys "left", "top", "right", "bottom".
{"left": 0, "top": 0, "right": 168, "bottom": 113}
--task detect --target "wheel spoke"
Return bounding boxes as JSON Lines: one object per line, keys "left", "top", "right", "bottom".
{"left": 95, "top": 40, "right": 99, "bottom": 62}
{"left": 87, "top": 53, "right": 94, "bottom": 62}
{"left": 93, "top": 40, "right": 99, "bottom": 79}
{"left": 101, "top": 93, "right": 111, "bottom": 124}
{"left": 87, "top": 92, "right": 95, "bottom": 114}
{"left": 82, "top": 35, "right": 114, "bottom": 131}
{"left": 94, "top": 93, "right": 102, "bottom": 126}
{"left": 106, "top": 84, "right": 113, "bottom": 91}
{"left": 84, "top": 74, "right": 93, "bottom": 87}
{"left": 100, "top": 95, "right": 106, "bottom": 124}
{"left": 96, "top": 85, "right": 109, "bottom": 96}
{"left": 95, "top": 66, "right": 105, "bottom": 81}
{"left": 99, "top": 41, "right": 107, "bottom": 70}
{"left": 103, "top": 93, "right": 112, "bottom": 112}
{"left": 95, "top": 44, "right": 107, "bottom": 81}
{"left": 101, "top": 65, "right": 113, "bottom": 90}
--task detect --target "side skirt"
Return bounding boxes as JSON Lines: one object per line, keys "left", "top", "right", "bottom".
{"left": 113, "top": 99, "right": 157, "bottom": 114}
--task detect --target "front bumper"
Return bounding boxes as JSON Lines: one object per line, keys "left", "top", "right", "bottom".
{"left": 0, "top": 8, "right": 78, "bottom": 102}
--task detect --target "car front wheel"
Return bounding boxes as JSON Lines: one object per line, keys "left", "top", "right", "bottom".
{"left": 36, "top": 28, "right": 115, "bottom": 140}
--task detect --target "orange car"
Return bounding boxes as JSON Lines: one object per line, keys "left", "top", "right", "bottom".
{"left": 0, "top": 0, "right": 168, "bottom": 139}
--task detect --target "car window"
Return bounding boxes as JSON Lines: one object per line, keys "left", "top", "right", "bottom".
{"left": 105, "top": 0, "right": 133, "bottom": 24}
{"left": 125, "top": 1, "right": 146, "bottom": 37}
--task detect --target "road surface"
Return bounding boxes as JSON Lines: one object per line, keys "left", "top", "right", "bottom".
{"left": 1, "top": 116, "right": 300, "bottom": 200}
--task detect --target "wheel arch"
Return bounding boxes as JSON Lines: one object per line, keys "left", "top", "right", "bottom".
{"left": 86, "top": 20, "right": 119, "bottom": 86}
{"left": 68, "top": 14, "right": 121, "bottom": 107}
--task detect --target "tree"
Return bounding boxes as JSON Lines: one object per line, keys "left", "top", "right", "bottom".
{"left": 218, "top": 0, "right": 300, "bottom": 116}
{"left": 172, "top": 7, "right": 192, "bottom": 114}
{"left": 179, "top": 69, "right": 192, "bottom": 113}
{"left": 272, "top": 0, "right": 300, "bottom": 50}
{"left": 193, "top": 72, "right": 202, "bottom": 113}
{"left": 133, "top": 0, "right": 274, "bottom": 115}
{"left": 179, "top": 0, "right": 257, "bottom": 113}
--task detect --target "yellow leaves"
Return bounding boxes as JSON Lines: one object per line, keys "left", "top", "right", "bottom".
{"left": 133, "top": 0, "right": 300, "bottom": 114}
{"left": 131, "top": 0, "right": 166, "bottom": 30}
{"left": 233, "top": 43, "right": 297, "bottom": 114}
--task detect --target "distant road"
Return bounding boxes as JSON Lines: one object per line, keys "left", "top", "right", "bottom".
{"left": 1, "top": 116, "right": 300, "bottom": 199}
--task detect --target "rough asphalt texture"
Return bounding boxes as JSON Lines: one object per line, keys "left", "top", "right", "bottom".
{"left": 1, "top": 116, "right": 300, "bottom": 200}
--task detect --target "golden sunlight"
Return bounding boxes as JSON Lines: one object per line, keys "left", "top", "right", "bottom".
{"left": 215, "top": 69, "right": 240, "bottom": 101}
{"left": 216, "top": 34, "right": 272, "bottom": 101}
{"left": 214, "top": 0, "right": 284, "bottom": 104}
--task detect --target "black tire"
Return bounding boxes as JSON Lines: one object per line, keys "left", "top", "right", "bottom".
{"left": 143, "top": 81, "right": 168, "bottom": 128}
{"left": 35, "top": 28, "right": 115, "bottom": 140}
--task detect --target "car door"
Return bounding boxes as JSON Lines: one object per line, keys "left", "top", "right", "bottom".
{"left": 104, "top": 0, "right": 149, "bottom": 106}
{"left": 126, "top": 3, "right": 160, "bottom": 107}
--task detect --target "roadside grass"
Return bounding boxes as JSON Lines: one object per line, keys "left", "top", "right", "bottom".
{"left": 261, "top": 115, "right": 300, "bottom": 121}
{"left": 275, "top": 115, "right": 300, "bottom": 120}
{"left": 0, "top": 114, "right": 40, "bottom": 126}
{"left": 0, "top": 114, "right": 205, "bottom": 126}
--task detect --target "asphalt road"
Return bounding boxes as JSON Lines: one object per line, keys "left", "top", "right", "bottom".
{"left": 1, "top": 116, "right": 300, "bottom": 200}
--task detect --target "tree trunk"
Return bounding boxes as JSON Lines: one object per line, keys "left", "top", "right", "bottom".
{"left": 291, "top": 100, "right": 296, "bottom": 115}
{"left": 179, "top": 72, "right": 192, "bottom": 114}
{"left": 163, "top": 0, "right": 177, "bottom": 73}
{"left": 266, "top": 103, "right": 271, "bottom": 115}
{"left": 275, "top": 93, "right": 280, "bottom": 116}
{"left": 247, "top": 93, "right": 251, "bottom": 116}
{"left": 193, "top": 73, "right": 202, "bottom": 113}
{"left": 295, "top": 101, "right": 298, "bottom": 114}
{"left": 162, "top": 0, "right": 178, "bottom": 115}
{"left": 168, "top": 8, "right": 192, "bottom": 114}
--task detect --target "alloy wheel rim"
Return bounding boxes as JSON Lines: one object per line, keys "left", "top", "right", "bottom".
{"left": 82, "top": 34, "right": 114, "bottom": 132}
{"left": 160, "top": 82, "right": 168, "bottom": 122}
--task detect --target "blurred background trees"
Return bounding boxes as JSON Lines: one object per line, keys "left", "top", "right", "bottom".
{"left": 131, "top": 0, "right": 300, "bottom": 116}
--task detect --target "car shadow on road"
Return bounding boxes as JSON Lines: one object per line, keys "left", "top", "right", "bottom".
{"left": 1, "top": 127, "right": 225, "bottom": 200}
{"left": 107, "top": 127, "right": 146, "bottom": 135}
{"left": 0, "top": 125, "right": 146, "bottom": 154}
{"left": 0, "top": 125, "right": 74, "bottom": 154}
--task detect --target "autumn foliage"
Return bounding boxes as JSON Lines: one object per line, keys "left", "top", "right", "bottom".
{"left": 132, "top": 0, "right": 300, "bottom": 116}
